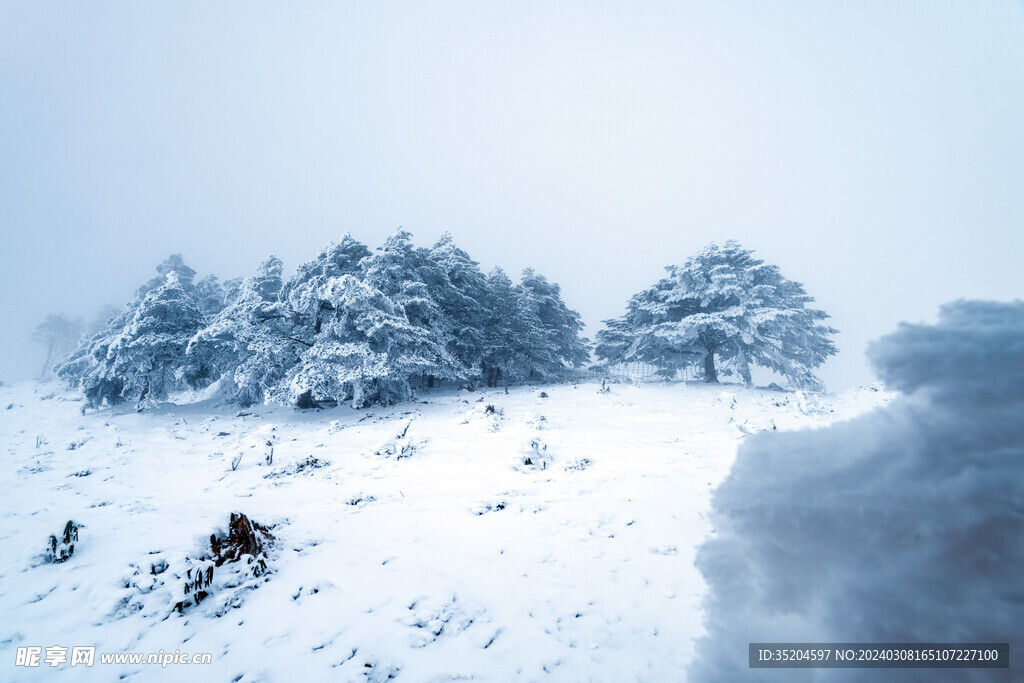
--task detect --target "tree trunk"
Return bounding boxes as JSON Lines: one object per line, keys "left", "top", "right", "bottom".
{"left": 703, "top": 351, "right": 718, "bottom": 383}
{"left": 736, "top": 345, "right": 752, "bottom": 387}
{"left": 40, "top": 339, "right": 55, "bottom": 379}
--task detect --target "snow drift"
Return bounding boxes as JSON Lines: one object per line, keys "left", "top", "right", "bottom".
{"left": 689, "top": 300, "right": 1023, "bottom": 681}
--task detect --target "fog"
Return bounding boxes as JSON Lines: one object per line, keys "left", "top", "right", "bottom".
{"left": 2, "top": 0, "right": 1022, "bottom": 390}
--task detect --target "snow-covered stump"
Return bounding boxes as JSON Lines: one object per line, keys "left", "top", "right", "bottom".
{"left": 374, "top": 419, "right": 423, "bottom": 459}
{"left": 231, "top": 424, "right": 278, "bottom": 470}
{"left": 516, "top": 438, "right": 551, "bottom": 471}
{"left": 44, "top": 520, "right": 80, "bottom": 564}
{"left": 113, "top": 512, "right": 278, "bottom": 616}
{"left": 210, "top": 512, "right": 272, "bottom": 566}
{"left": 182, "top": 513, "right": 273, "bottom": 613}
{"left": 460, "top": 402, "right": 505, "bottom": 432}
{"left": 523, "top": 412, "right": 547, "bottom": 431}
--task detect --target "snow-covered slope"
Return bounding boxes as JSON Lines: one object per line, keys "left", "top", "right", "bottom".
{"left": 0, "top": 380, "right": 889, "bottom": 681}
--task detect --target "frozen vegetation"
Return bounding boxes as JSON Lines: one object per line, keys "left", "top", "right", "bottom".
{"left": 54, "top": 232, "right": 592, "bottom": 411}
{"left": 51, "top": 237, "right": 836, "bottom": 415}
{"left": 596, "top": 240, "right": 837, "bottom": 390}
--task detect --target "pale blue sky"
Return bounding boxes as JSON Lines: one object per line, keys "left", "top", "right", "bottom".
{"left": 2, "top": 1, "right": 1022, "bottom": 389}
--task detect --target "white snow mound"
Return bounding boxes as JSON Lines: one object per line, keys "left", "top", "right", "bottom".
{"left": 690, "top": 300, "right": 1024, "bottom": 681}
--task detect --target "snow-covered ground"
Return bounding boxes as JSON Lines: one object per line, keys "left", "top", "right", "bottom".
{"left": 0, "top": 380, "right": 890, "bottom": 681}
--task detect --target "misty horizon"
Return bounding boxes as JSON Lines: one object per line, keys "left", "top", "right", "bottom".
{"left": 3, "top": 1, "right": 1023, "bottom": 391}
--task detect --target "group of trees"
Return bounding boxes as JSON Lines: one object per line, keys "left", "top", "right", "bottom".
{"left": 595, "top": 240, "right": 837, "bottom": 390}
{"left": 54, "top": 231, "right": 591, "bottom": 409}
{"left": 47, "top": 236, "right": 838, "bottom": 408}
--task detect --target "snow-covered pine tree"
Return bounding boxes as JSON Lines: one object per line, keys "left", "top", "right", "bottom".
{"left": 285, "top": 274, "right": 438, "bottom": 408}
{"left": 361, "top": 229, "right": 466, "bottom": 383}
{"left": 221, "top": 277, "right": 244, "bottom": 308}
{"left": 423, "top": 233, "right": 490, "bottom": 384}
{"left": 280, "top": 234, "right": 372, "bottom": 336}
{"left": 56, "top": 254, "right": 206, "bottom": 405}
{"left": 193, "top": 274, "right": 228, "bottom": 317}
{"left": 186, "top": 256, "right": 303, "bottom": 406}
{"left": 517, "top": 268, "right": 591, "bottom": 372}
{"left": 481, "top": 268, "right": 558, "bottom": 387}
{"left": 109, "top": 272, "right": 208, "bottom": 407}
{"left": 598, "top": 241, "right": 837, "bottom": 389}
{"left": 594, "top": 282, "right": 704, "bottom": 378}
{"left": 30, "top": 313, "right": 85, "bottom": 379}
{"left": 67, "top": 272, "right": 207, "bottom": 408}
{"left": 55, "top": 306, "right": 134, "bottom": 406}
{"left": 136, "top": 253, "right": 197, "bottom": 300}
{"left": 53, "top": 304, "right": 123, "bottom": 386}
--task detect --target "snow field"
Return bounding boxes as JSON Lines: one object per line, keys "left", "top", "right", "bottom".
{"left": 0, "top": 381, "right": 888, "bottom": 681}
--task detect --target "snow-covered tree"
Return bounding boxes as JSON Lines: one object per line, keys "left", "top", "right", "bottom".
{"left": 480, "top": 268, "right": 557, "bottom": 386}
{"left": 137, "top": 253, "right": 196, "bottom": 299}
{"left": 518, "top": 268, "right": 591, "bottom": 370}
{"left": 221, "top": 277, "right": 244, "bottom": 308}
{"left": 108, "top": 272, "right": 208, "bottom": 406}
{"left": 597, "top": 241, "right": 837, "bottom": 389}
{"left": 55, "top": 306, "right": 134, "bottom": 404}
{"left": 187, "top": 256, "right": 303, "bottom": 406}
{"left": 56, "top": 255, "right": 208, "bottom": 403}
{"left": 285, "top": 274, "right": 438, "bottom": 407}
{"left": 65, "top": 273, "right": 206, "bottom": 408}
{"left": 193, "top": 274, "right": 228, "bottom": 317}
{"left": 361, "top": 229, "right": 466, "bottom": 383}
{"left": 594, "top": 282, "right": 704, "bottom": 378}
{"left": 280, "top": 234, "right": 371, "bottom": 335}
{"left": 30, "top": 313, "right": 85, "bottom": 379}
{"left": 421, "top": 233, "right": 490, "bottom": 383}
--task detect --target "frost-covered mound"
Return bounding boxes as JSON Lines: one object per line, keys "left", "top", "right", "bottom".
{"left": 0, "top": 379, "right": 886, "bottom": 681}
{"left": 690, "top": 300, "right": 1024, "bottom": 682}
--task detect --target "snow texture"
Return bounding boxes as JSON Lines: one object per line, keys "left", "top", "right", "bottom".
{"left": 0, "top": 378, "right": 887, "bottom": 681}
{"left": 689, "top": 300, "right": 1023, "bottom": 681}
